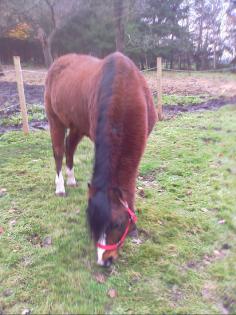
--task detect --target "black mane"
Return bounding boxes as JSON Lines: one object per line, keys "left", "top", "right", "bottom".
{"left": 86, "top": 55, "right": 115, "bottom": 241}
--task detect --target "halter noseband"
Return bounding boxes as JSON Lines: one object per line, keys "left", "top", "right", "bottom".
{"left": 96, "top": 206, "right": 137, "bottom": 251}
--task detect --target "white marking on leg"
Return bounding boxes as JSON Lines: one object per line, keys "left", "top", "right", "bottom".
{"left": 55, "top": 171, "right": 65, "bottom": 195}
{"left": 66, "top": 167, "right": 76, "bottom": 186}
{"left": 97, "top": 233, "right": 106, "bottom": 266}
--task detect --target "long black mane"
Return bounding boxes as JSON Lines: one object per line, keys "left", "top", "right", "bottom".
{"left": 86, "top": 55, "right": 115, "bottom": 241}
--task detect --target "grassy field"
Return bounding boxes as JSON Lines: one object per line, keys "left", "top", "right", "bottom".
{"left": 0, "top": 105, "right": 236, "bottom": 314}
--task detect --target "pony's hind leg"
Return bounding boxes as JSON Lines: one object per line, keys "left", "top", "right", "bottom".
{"left": 65, "top": 128, "right": 83, "bottom": 187}
{"left": 48, "top": 116, "right": 66, "bottom": 196}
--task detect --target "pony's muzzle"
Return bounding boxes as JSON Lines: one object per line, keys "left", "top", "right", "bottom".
{"left": 97, "top": 255, "right": 114, "bottom": 267}
{"left": 104, "top": 256, "right": 113, "bottom": 267}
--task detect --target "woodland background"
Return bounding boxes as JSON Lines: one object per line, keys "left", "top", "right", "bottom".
{"left": 0, "top": 0, "right": 236, "bottom": 70}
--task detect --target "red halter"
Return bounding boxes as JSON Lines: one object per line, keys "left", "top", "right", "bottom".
{"left": 96, "top": 206, "right": 137, "bottom": 251}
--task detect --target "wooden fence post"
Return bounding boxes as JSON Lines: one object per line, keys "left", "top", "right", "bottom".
{"left": 13, "top": 56, "right": 29, "bottom": 134}
{"left": 157, "top": 57, "right": 164, "bottom": 120}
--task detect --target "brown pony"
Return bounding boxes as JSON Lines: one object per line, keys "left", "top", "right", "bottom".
{"left": 45, "top": 52, "right": 157, "bottom": 266}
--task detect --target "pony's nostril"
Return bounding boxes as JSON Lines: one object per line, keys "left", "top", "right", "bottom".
{"left": 104, "top": 256, "right": 113, "bottom": 267}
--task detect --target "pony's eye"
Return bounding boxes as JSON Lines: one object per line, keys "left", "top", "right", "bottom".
{"left": 112, "top": 222, "right": 121, "bottom": 229}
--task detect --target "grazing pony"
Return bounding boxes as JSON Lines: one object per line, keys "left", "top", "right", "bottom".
{"left": 45, "top": 52, "right": 157, "bottom": 266}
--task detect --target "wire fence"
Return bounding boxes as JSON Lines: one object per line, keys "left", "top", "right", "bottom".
{"left": 140, "top": 66, "right": 236, "bottom": 73}
{"left": 1, "top": 57, "right": 236, "bottom": 132}
{"left": 1, "top": 69, "right": 47, "bottom": 75}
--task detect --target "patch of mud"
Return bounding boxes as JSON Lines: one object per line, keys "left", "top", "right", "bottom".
{"left": 164, "top": 96, "right": 236, "bottom": 117}
{"left": 169, "top": 284, "right": 183, "bottom": 307}
{"left": 185, "top": 244, "right": 231, "bottom": 271}
{"left": 27, "top": 233, "right": 52, "bottom": 248}
{"left": 137, "top": 169, "right": 166, "bottom": 195}
{"left": 146, "top": 72, "right": 236, "bottom": 98}
{"left": 0, "top": 81, "right": 44, "bottom": 112}
{"left": 1, "top": 80, "right": 236, "bottom": 134}
{"left": 202, "top": 282, "right": 230, "bottom": 315}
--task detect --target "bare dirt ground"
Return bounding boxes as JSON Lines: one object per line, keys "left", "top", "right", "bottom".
{"left": 2, "top": 65, "right": 236, "bottom": 97}
{"left": 0, "top": 65, "right": 236, "bottom": 132}
{"left": 1, "top": 65, "right": 47, "bottom": 85}
{"left": 145, "top": 71, "right": 236, "bottom": 98}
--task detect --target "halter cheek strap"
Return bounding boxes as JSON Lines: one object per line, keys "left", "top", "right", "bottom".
{"left": 96, "top": 206, "right": 137, "bottom": 251}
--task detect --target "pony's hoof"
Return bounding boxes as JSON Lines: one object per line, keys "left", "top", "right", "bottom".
{"left": 55, "top": 191, "right": 67, "bottom": 197}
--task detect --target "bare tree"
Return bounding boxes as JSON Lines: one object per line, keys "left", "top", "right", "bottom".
{"left": 189, "top": 0, "right": 224, "bottom": 69}
{"left": 0, "top": 63, "right": 3, "bottom": 76}
{"left": 0, "top": 0, "right": 81, "bottom": 68}
{"left": 26, "top": 0, "right": 81, "bottom": 67}
{"left": 227, "top": 0, "right": 236, "bottom": 23}
{"left": 226, "top": 0, "right": 236, "bottom": 64}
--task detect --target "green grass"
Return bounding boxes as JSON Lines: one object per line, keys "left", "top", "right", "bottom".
{"left": 161, "top": 94, "right": 206, "bottom": 106}
{"left": 161, "top": 70, "right": 236, "bottom": 81}
{"left": 0, "top": 105, "right": 46, "bottom": 126}
{"left": 0, "top": 105, "right": 236, "bottom": 314}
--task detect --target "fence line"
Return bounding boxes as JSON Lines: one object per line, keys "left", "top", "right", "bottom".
{"left": 1, "top": 69, "right": 47, "bottom": 75}
{"left": 163, "top": 66, "right": 236, "bottom": 73}
{"left": 1, "top": 66, "right": 235, "bottom": 76}
{"left": 140, "top": 66, "right": 157, "bottom": 72}
{"left": 141, "top": 66, "right": 236, "bottom": 73}
{"left": 21, "top": 70, "right": 47, "bottom": 74}
{"left": 0, "top": 104, "right": 18, "bottom": 113}
{"left": 156, "top": 57, "right": 164, "bottom": 121}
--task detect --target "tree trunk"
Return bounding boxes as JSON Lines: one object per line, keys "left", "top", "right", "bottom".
{"left": 113, "top": 0, "right": 125, "bottom": 52}
{"left": 178, "top": 56, "right": 181, "bottom": 70}
{"left": 196, "top": 1, "right": 203, "bottom": 70}
{"left": 37, "top": 28, "right": 53, "bottom": 68}
{"left": 0, "top": 61, "right": 4, "bottom": 76}
{"left": 213, "top": 41, "right": 217, "bottom": 69}
{"left": 144, "top": 53, "right": 148, "bottom": 69}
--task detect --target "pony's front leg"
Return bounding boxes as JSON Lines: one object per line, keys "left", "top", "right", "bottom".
{"left": 65, "top": 129, "right": 83, "bottom": 187}
{"left": 48, "top": 116, "right": 66, "bottom": 196}
{"left": 55, "top": 171, "right": 65, "bottom": 196}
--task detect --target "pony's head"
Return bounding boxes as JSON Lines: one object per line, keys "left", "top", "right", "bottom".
{"left": 86, "top": 186, "right": 137, "bottom": 266}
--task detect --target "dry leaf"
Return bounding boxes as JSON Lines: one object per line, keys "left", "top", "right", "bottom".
{"left": 107, "top": 288, "right": 117, "bottom": 298}
{"left": 9, "top": 208, "right": 17, "bottom": 213}
{"left": 42, "top": 236, "right": 52, "bottom": 247}
{"left": 138, "top": 189, "right": 145, "bottom": 198}
{"left": 3, "top": 289, "right": 13, "bottom": 297}
{"left": 0, "top": 188, "right": 7, "bottom": 197}
{"left": 94, "top": 273, "right": 106, "bottom": 284}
